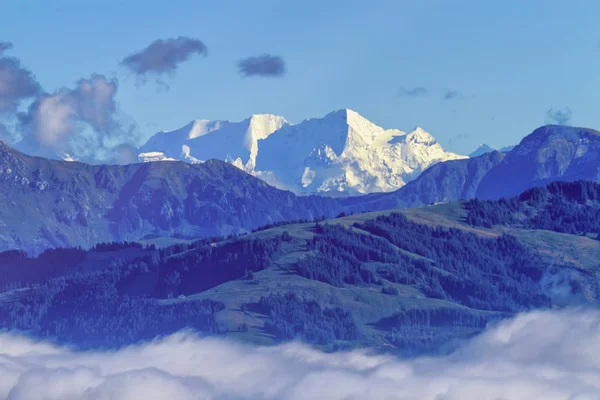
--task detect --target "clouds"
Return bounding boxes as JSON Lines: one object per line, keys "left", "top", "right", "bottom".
{"left": 121, "top": 36, "right": 208, "bottom": 79}
{"left": 398, "top": 86, "right": 428, "bottom": 97}
{"left": 122, "top": 37, "right": 288, "bottom": 80}
{"left": 0, "top": 308, "right": 599, "bottom": 400}
{"left": 398, "top": 86, "right": 462, "bottom": 101}
{"left": 0, "top": 38, "right": 291, "bottom": 163}
{"left": 18, "top": 74, "right": 139, "bottom": 163}
{"left": 0, "top": 44, "right": 41, "bottom": 114}
{"left": 443, "top": 90, "right": 460, "bottom": 100}
{"left": 238, "top": 54, "right": 286, "bottom": 77}
{"left": 546, "top": 106, "right": 572, "bottom": 126}
{"left": 0, "top": 41, "right": 13, "bottom": 56}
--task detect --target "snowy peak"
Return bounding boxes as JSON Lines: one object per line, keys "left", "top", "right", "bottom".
{"left": 324, "top": 108, "right": 375, "bottom": 131}
{"left": 324, "top": 109, "right": 388, "bottom": 147}
{"left": 185, "top": 119, "right": 228, "bottom": 140}
{"left": 405, "top": 127, "right": 437, "bottom": 145}
{"left": 244, "top": 114, "right": 288, "bottom": 170}
{"left": 254, "top": 110, "right": 465, "bottom": 194}
{"left": 246, "top": 114, "right": 288, "bottom": 140}
{"left": 140, "top": 114, "right": 288, "bottom": 171}
{"left": 140, "top": 109, "right": 466, "bottom": 195}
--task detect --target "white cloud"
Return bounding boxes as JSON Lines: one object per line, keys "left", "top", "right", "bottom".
{"left": 0, "top": 308, "right": 599, "bottom": 399}
{"left": 18, "top": 74, "right": 139, "bottom": 164}
{"left": 32, "top": 90, "right": 78, "bottom": 147}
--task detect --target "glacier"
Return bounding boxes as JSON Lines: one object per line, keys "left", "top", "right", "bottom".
{"left": 140, "top": 109, "right": 466, "bottom": 195}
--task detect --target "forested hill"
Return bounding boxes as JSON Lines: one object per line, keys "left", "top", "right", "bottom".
{"left": 465, "top": 180, "right": 600, "bottom": 236}
{"left": 1, "top": 181, "right": 600, "bottom": 355}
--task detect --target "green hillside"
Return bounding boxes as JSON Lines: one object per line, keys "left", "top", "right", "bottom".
{"left": 2, "top": 181, "right": 600, "bottom": 355}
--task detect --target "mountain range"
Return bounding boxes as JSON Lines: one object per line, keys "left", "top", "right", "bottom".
{"left": 3, "top": 123, "right": 600, "bottom": 254}
{"left": 0, "top": 141, "right": 340, "bottom": 254}
{"left": 139, "top": 109, "right": 466, "bottom": 195}
{"left": 4, "top": 114, "right": 600, "bottom": 356}
{"left": 348, "top": 125, "right": 600, "bottom": 211}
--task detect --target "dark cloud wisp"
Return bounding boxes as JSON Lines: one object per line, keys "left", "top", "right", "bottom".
{"left": 398, "top": 86, "right": 429, "bottom": 97}
{"left": 238, "top": 54, "right": 286, "bottom": 77}
{"left": 0, "top": 41, "right": 13, "bottom": 55}
{"left": 546, "top": 106, "right": 572, "bottom": 126}
{"left": 121, "top": 36, "right": 208, "bottom": 77}
{"left": 443, "top": 90, "right": 460, "bottom": 100}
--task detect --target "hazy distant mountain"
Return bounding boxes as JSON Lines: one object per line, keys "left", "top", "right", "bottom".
{"left": 477, "top": 125, "right": 600, "bottom": 199}
{"left": 468, "top": 144, "right": 515, "bottom": 157}
{"left": 0, "top": 141, "right": 341, "bottom": 253}
{"left": 499, "top": 145, "right": 515, "bottom": 153}
{"left": 468, "top": 143, "right": 495, "bottom": 157}
{"left": 141, "top": 109, "right": 466, "bottom": 195}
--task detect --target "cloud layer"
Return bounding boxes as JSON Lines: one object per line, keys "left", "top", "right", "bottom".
{"left": 0, "top": 308, "right": 599, "bottom": 399}
{"left": 18, "top": 74, "right": 139, "bottom": 163}
{"left": 238, "top": 54, "right": 286, "bottom": 77}
{"left": 547, "top": 106, "right": 572, "bottom": 126}
{"left": 121, "top": 36, "right": 207, "bottom": 78}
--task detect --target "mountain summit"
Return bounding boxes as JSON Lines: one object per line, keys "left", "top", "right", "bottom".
{"left": 139, "top": 114, "right": 288, "bottom": 170}
{"left": 141, "top": 109, "right": 465, "bottom": 195}
{"left": 476, "top": 125, "right": 600, "bottom": 199}
{"left": 468, "top": 143, "right": 495, "bottom": 157}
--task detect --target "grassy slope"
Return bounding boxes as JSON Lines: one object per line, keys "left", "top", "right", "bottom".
{"left": 8, "top": 200, "right": 595, "bottom": 352}
{"left": 160, "top": 200, "right": 600, "bottom": 350}
{"left": 160, "top": 202, "right": 547, "bottom": 351}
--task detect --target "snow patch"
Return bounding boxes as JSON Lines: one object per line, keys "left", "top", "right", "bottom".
{"left": 138, "top": 152, "right": 176, "bottom": 162}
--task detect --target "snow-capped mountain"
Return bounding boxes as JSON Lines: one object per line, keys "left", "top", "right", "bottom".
{"left": 254, "top": 109, "right": 466, "bottom": 194}
{"left": 140, "top": 109, "right": 466, "bottom": 195}
{"left": 139, "top": 114, "right": 288, "bottom": 171}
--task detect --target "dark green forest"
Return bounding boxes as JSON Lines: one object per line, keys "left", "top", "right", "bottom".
{"left": 466, "top": 180, "right": 600, "bottom": 237}
{"left": 297, "top": 220, "right": 548, "bottom": 312}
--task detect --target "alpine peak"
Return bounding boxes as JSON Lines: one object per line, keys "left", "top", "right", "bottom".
{"left": 141, "top": 109, "right": 466, "bottom": 195}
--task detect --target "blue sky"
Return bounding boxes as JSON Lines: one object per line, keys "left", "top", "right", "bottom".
{"left": 2, "top": 0, "right": 600, "bottom": 154}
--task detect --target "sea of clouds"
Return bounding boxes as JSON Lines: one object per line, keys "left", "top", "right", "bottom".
{"left": 1, "top": 308, "right": 599, "bottom": 400}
